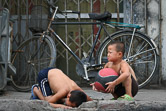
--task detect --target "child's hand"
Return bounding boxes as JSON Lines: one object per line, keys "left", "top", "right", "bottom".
{"left": 90, "top": 83, "right": 98, "bottom": 91}
{"left": 49, "top": 103, "right": 72, "bottom": 109}
{"left": 105, "top": 82, "right": 116, "bottom": 93}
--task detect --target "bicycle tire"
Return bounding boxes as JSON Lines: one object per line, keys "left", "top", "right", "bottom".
{"left": 97, "top": 30, "right": 158, "bottom": 89}
{"left": 11, "top": 35, "right": 56, "bottom": 92}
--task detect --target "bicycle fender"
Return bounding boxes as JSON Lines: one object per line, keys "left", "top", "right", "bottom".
{"left": 132, "top": 30, "right": 159, "bottom": 56}
{"left": 150, "top": 38, "right": 159, "bottom": 55}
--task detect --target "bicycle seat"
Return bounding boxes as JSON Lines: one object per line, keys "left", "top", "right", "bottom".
{"left": 88, "top": 11, "right": 112, "bottom": 21}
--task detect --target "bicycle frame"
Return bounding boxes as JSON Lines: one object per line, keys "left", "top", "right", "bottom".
{"left": 43, "top": 6, "right": 153, "bottom": 80}
{"left": 43, "top": 7, "right": 112, "bottom": 80}
{"left": 48, "top": 22, "right": 112, "bottom": 80}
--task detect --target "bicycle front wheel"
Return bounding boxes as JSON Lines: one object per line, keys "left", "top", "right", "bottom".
{"left": 97, "top": 30, "right": 158, "bottom": 89}
{"left": 11, "top": 35, "right": 56, "bottom": 92}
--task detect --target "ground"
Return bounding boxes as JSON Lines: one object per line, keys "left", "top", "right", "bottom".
{"left": 0, "top": 86, "right": 166, "bottom": 111}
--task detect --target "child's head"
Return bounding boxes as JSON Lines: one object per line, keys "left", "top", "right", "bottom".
{"left": 107, "top": 41, "right": 125, "bottom": 62}
{"left": 65, "top": 90, "right": 87, "bottom": 107}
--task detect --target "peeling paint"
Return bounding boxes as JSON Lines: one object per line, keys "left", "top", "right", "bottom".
{"left": 124, "top": 0, "right": 165, "bottom": 83}
{"left": 161, "top": 0, "right": 166, "bottom": 81}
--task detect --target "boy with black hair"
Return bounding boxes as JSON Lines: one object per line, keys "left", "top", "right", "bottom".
{"left": 91, "top": 41, "right": 138, "bottom": 100}
{"left": 31, "top": 68, "right": 92, "bottom": 108}
{"left": 69, "top": 90, "right": 87, "bottom": 107}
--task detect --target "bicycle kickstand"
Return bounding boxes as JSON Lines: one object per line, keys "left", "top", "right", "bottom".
{"left": 83, "top": 64, "right": 90, "bottom": 81}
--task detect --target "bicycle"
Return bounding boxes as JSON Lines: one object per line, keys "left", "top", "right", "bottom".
{"left": 10, "top": 2, "right": 159, "bottom": 92}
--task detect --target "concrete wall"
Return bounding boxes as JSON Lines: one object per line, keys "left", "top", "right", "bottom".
{"left": 124, "top": 0, "right": 160, "bottom": 41}
{"left": 124, "top": 0, "right": 164, "bottom": 85}
{"left": 146, "top": 0, "right": 160, "bottom": 40}
{"left": 161, "top": 0, "right": 166, "bottom": 85}
{"left": 146, "top": 0, "right": 160, "bottom": 84}
{"left": 126, "top": 0, "right": 166, "bottom": 86}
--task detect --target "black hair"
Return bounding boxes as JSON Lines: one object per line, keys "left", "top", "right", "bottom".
{"left": 108, "top": 41, "right": 125, "bottom": 55}
{"left": 69, "top": 90, "right": 87, "bottom": 107}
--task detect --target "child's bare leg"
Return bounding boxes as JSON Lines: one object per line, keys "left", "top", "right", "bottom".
{"left": 122, "top": 75, "right": 133, "bottom": 97}
{"left": 33, "top": 87, "right": 45, "bottom": 100}
{"left": 33, "top": 87, "right": 53, "bottom": 101}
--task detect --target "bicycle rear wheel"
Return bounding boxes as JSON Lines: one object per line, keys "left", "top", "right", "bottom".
{"left": 11, "top": 35, "right": 56, "bottom": 92}
{"left": 97, "top": 30, "right": 158, "bottom": 89}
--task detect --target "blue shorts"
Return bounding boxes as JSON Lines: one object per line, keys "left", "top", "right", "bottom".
{"left": 37, "top": 67, "right": 55, "bottom": 97}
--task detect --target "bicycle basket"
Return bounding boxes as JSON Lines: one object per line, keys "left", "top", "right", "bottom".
{"left": 29, "top": 5, "right": 49, "bottom": 33}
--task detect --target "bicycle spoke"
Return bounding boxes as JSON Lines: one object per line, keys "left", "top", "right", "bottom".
{"left": 128, "top": 48, "right": 156, "bottom": 60}
{"left": 134, "top": 53, "right": 154, "bottom": 61}
{"left": 136, "top": 41, "right": 148, "bottom": 54}
{"left": 31, "top": 66, "right": 39, "bottom": 83}
{"left": 132, "top": 60, "right": 154, "bottom": 65}
{"left": 28, "top": 67, "right": 35, "bottom": 86}
{"left": 43, "top": 48, "right": 52, "bottom": 58}
{"left": 35, "top": 60, "right": 51, "bottom": 66}
{"left": 30, "top": 57, "right": 52, "bottom": 64}
{"left": 127, "top": 28, "right": 136, "bottom": 59}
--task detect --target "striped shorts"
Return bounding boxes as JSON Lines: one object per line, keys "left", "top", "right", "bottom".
{"left": 37, "top": 67, "right": 54, "bottom": 97}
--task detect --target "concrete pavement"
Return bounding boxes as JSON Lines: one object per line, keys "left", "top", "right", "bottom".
{"left": 0, "top": 86, "right": 166, "bottom": 111}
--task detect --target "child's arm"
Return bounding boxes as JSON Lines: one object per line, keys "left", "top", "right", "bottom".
{"left": 104, "top": 62, "right": 112, "bottom": 68}
{"left": 129, "top": 65, "right": 137, "bottom": 81}
{"left": 34, "top": 87, "right": 63, "bottom": 102}
{"left": 49, "top": 103, "right": 72, "bottom": 109}
{"left": 105, "top": 62, "right": 130, "bottom": 93}
{"left": 47, "top": 90, "right": 67, "bottom": 103}
{"left": 90, "top": 83, "right": 97, "bottom": 91}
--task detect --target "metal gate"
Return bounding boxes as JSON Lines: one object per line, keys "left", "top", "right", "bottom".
{"left": 0, "top": 0, "right": 160, "bottom": 83}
